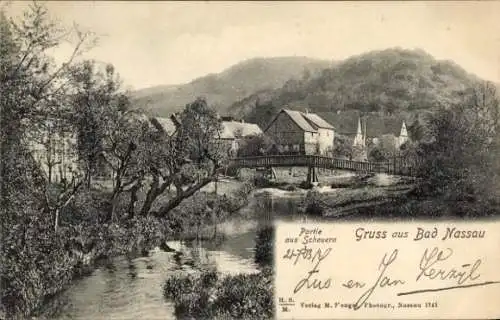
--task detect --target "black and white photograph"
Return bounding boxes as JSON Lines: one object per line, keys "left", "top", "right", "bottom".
{"left": 1, "top": 1, "right": 500, "bottom": 319}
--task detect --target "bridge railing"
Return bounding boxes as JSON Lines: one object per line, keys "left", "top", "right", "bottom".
{"left": 229, "top": 154, "right": 417, "bottom": 177}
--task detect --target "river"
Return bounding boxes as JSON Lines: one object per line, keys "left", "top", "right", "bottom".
{"left": 38, "top": 188, "right": 302, "bottom": 320}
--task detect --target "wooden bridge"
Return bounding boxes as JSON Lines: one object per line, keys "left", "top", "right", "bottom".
{"left": 229, "top": 155, "right": 416, "bottom": 183}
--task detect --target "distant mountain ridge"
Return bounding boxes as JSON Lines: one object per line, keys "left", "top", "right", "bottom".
{"left": 132, "top": 56, "right": 335, "bottom": 117}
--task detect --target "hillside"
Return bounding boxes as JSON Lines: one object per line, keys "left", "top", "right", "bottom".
{"left": 229, "top": 48, "right": 483, "bottom": 136}
{"left": 132, "top": 56, "right": 335, "bottom": 116}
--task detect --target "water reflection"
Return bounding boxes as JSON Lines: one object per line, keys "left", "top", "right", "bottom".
{"left": 40, "top": 228, "right": 263, "bottom": 319}
{"left": 39, "top": 190, "right": 303, "bottom": 320}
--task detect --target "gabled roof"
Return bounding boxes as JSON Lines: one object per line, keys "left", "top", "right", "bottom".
{"left": 265, "top": 109, "right": 334, "bottom": 133}
{"left": 220, "top": 121, "right": 263, "bottom": 139}
{"left": 303, "top": 113, "right": 335, "bottom": 129}
{"left": 283, "top": 110, "right": 317, "bottom": 132}
{"left": 150, "top": 117, "right": 177, "bottom": 135}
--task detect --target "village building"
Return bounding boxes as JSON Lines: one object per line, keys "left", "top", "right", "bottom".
{"left": 24, "top": 119, "right": 80, "bottom": 184}
{"left": 345, "top": 115, "right": 411, "bottom": 161}
{"left": 151, "top": 114, "right": 262, "bottom": 156}
{"left": 150, "top": 114, "right": 180, "bottom": 136}
{"left": 371, "top": 120, "right": 410, "bottom": 150}
{"left": 218, "top": 119, "right": 263, "bottom": 156}
{"left": 264, "top": 109, "right": 335, "bottom": 155}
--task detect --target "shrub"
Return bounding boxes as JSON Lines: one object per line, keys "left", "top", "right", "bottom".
{"left": 298, "top": 180, "right": 313, "bottom": 189}
{"left": 164, "top": 269, "right": 273, "bottom": 320}
{"left": 254, "top": 226, "right": 274, "bottom": 268}
{"left": 301, "top": 190, "right": 325, "bottom": 216}
{"left": 253, "top": 175, "right": 271, "bottom": 188}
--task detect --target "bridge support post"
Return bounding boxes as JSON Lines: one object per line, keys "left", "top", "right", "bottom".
{"left": 307, "top": 166, "right": 319, "bottom": 186}
{"left": 271, "top": 167, "right": 277, "bottom": 180}
{"left": 266, "top": 166, "right": 277, "bottom": 181}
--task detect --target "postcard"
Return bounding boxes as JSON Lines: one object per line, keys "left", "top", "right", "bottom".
{"left": 275, "top": 221, "right": 500, "bottom": 319}
{"left": 2, "top": 1, "right": 500, "bottom": 320}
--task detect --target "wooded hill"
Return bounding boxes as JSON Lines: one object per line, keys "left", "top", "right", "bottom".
{"left": 229, "top": 48, "right": 487, "bottom": 138}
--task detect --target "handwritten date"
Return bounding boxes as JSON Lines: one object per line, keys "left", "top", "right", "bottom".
{"left": 282, "top": 246, "right": 333, "bottom": 294}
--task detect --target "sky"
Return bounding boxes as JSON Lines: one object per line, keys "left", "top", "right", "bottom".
{"left": 5, "top": 1, "right": 500, "bottom": 90}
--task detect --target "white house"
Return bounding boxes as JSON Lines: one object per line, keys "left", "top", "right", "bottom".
{"left": 219, "top": 120, "right": 263, "bottom": 155}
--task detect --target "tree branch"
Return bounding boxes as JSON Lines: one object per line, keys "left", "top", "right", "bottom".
{"left": 154, "top": 175, "right": 215, "bottom": 218}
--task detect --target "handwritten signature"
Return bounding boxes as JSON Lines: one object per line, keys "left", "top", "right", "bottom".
{"left": 417, "top": 247, "right": 481, "bottom": 284}
{"left": 284, "top": 246, "right": 500, "bottom": 309}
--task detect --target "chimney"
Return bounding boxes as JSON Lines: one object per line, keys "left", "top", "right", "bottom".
{"left": 241, "top": 119, "right": 245, "bottom": 123}
{"left": 305, "top": 108, "right": 309, "bottom": 114}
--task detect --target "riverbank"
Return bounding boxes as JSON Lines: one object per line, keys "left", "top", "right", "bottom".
{"left": 250, "top": 171, "right": 420, "bottom": 220}
{"left": 25, "top": 172, "right": 422, "bottom": 320}
{"left": 16, "top": 180, "right": 254, "bottom": 320}
{"left": 163, "top": 226, "right": 274, "bottom": 320}
{"left": 288, "top": 172, "right": 500, "bottom": 220}
{"left": 33, "top": 186, "right": 270, "bottom": 320}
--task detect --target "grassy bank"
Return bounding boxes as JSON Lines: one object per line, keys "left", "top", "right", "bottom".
{"left": 297, "top": 173, "right": 417, "bottom": 218}
{"left": 300, "top": 172, "right": 500, "bottom": 220}
{"left": 163, "top": 226, "right": 275, "bottom": 320}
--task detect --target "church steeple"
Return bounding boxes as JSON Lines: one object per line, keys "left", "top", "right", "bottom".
{"left": 400, "top": 121, "right": 408, "bottom": 138}
{"left": 352, "top": 116, "right": 368, "bottom": 161}
{"left": 397, "top": 120, "right": 409, "bottom": 148}
{"left": 353, "top": 117, "right": 365, "bottom": 148}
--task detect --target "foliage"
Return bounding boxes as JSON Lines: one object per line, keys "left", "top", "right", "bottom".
{"left": 237, "top": 133, "right": 274, "bottom": 157}
{"left": 233, "top": 48, "right": 480, "bottom": 124}
{"left": 254, "top": 226, "right": 274, "bottom": 268}
{"left": 300, "top": 190, "right": 326, "bottom": 216}
{"left": 165, "top": 182, "right": 254, "bottom": 239}
{"left": 333, "top": 134, "right": 353, "bottom": 159}
{"left": 68, "top": 60, "right": 132, "bottom": 185}
{"left": 163, "top": 268, "right": 273, "bottom": 320}
{"left": 164, "top": 222, "right": 274, "bottom": 320}
{"left": 368, "top": 134, "right": 398, "bottom": 162}
{"left": 415, "top": 81, "right": 500, "bottom": 204}
{"left": 131, "top": 97, "right": 227, "bottom": 218}
{"left": 0, "top": 3, "right": 240, "bottom": 319}
{"left": 0, "top": 3, "right": 96, "bottom": 317}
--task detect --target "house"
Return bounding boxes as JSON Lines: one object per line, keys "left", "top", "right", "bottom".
{"left": 219, "top": 120, "right": 263, "bottom": 156}
{"left": 150, "top": 114, "right": 180, "bottom": 136}
{"left": 24, "top": 120, "right": 80, "bottom": 184}
{"left": 151, "top": 114, "right": 262, "bottom": 156}
{"left": 264, "top": 109, "right": 335, "bottom": 155}
{"left": 372, "top": 120, "right": 410, "bottom": 150}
